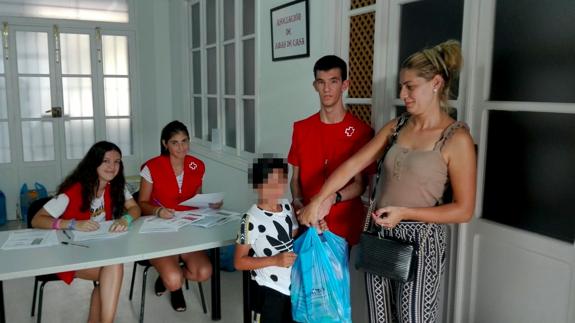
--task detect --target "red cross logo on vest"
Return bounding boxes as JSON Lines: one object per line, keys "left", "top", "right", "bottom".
{"left": 189, "top": 161, "right": 198, "bottom": 170}
{"left": 344, "top": 126, "right": 355, "bottom": 137}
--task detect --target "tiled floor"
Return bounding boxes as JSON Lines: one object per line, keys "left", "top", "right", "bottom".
{"left": 3, "top": 264, "right": 243, "bottom": 323}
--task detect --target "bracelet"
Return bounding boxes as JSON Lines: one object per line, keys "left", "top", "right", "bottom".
{"left": 122, "top": 214, "right": 134, "bottom": 226}
{"left": 52, "top": 218, "right": 62, "bottom": 230}
{"left": 154, "top": 207, "right": 164, "bottom": 216}
{"left": 68, "top": 219, "right": 76, "bottom": 230}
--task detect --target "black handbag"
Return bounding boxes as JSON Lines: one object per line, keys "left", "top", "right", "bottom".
{"left": 355, "top": 115, "right": 424, "bottom": 283}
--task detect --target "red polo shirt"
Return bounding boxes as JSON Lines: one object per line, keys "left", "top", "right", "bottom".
{"left": 288, "top": 112, "right": 374, "bottom": 245}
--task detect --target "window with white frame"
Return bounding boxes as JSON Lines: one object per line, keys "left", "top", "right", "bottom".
{"left": 0, "top": 39, "right": 9, "bottom": 163}
{"left": 189, "top": 0, "right": 256, "bottom": 155}
{"left": 0, "top": 24, "right": 135, "bottom": 164}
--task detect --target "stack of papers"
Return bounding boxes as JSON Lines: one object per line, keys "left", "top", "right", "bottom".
{"left": 139, "top": 215, "right": 195, "bottom": 234}
{"left": 185, "top": 208, "right": 241, "bottom": 228}
{"left": 138, "top": 208, "right": 241, "bottom": 233}
{"left": 69, "top": 221, "right": 128, "bottom": 241}
{"left": 1, "top": 229, "right": 59, "bottom": 250}
{"left": 179, "top": 192, "right": 224, "bottom": 208}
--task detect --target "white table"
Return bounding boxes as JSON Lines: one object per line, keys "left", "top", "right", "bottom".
{"left": 0, "top": 217, "right": 240, "bottom": 322}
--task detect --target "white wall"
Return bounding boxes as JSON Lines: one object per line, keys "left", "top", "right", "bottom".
{"left": 162, "top": 0, "right": 340, "bottom": 212}
{"left": 135, "top": 0, "right": 174, "bottom": 163}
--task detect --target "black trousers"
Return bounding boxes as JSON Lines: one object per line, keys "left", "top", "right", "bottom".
{"left": 250, "top": 280, "right": 294, "bottom": 323}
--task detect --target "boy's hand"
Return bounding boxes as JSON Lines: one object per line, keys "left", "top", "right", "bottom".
{"left": 274, "top": 251, "right": 297, "bottom": 268}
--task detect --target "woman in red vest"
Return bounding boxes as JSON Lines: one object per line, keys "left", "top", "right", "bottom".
{"left": 32, "top": 141, "right": 141, "bottom": 323}
{"left": 138, "top": 120, "right": 220, "bottom": 312}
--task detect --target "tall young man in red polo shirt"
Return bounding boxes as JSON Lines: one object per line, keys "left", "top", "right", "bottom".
{"left": 288, "top": 55, "right": 373, "bottom": 245}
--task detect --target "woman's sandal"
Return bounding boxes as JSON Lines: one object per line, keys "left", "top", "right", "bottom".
{"left": 154, "top": 277, "right": 167, "bottom": 296}
{"left": 170, "top": 288, "right": 187, "bottom": 312}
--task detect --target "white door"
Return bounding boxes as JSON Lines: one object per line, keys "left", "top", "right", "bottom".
{"left": 454, "top": 0, "right": 575, "bottom": 322}
{"left": 0, "top": 23, "right": 136, "bottom": 221}
{"left": 3, "top": 26, "right": 66, "bottom": 220}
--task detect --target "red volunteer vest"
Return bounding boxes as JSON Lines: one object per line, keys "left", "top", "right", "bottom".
{"left": 60, "top": 182, "right": 114, "bottom": 221}
{"left": 145, "top": 155, "right": 205, "bottom": 211}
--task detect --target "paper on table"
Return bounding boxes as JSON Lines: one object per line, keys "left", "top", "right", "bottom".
{"left": 70, "top": 221, "right": 128, "bottom": 241}
{"left": 178, "top": 192, "right": 224, "bottom": 208}
{"left": 186, "top": 208, "right": 241, "bottom": 228}
{"left": 1, "top": 229, "right": 59, "bottom": 250}
{"left": 139, "top": 215, "right": 196, "bottom": 234}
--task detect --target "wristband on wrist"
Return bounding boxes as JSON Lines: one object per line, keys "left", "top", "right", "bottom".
{"left": 68, "top": 219, "right": 76, "bottom": 230}
{"left": 52, "top": 218, "right": 62, "bottom": 230}
{"left": 122, "top": 214, "right": 134, "bottom": 226}
{"left": 155, "top": 207, "right": 163, "bottom": 216}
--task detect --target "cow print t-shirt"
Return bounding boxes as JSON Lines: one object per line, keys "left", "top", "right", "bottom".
{"left": 236, "top": 199, "right": 298, "bottom": 296}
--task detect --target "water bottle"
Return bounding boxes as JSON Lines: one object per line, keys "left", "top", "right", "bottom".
{"left": 20, "top": 184, "right": 30, "bottom": 224}
{"left": 0, "top": 190, "right": 6, "bottom": 226}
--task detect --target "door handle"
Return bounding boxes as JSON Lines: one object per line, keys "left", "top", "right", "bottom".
{"left": 45, "top": 107, "right": 62, "bottom": 118}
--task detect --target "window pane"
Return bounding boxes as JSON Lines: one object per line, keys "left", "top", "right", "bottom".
{"left": 60, "top": 33, "right": 91, "bottom": 75}
{"left": 0, "top": 78, "right": 6, "bottom": 119}
{"left": 224, "top": 0, "right": 235, "bottom": 41}
{"left": 192, "top": 51, "right": 201, "bottom": 94}
{"left": 21, "top": 121, "right": 54, "bottom": 161}
{"left": 351, "top": 0, "right": 376, "bottom": 10}
{"left": 0, "top": 0, "right": 129, "bottom": 23}
{"left": 349, "top": 13, "right": 374, "bottom": 99}
{"left": 207, "top": 48, "right": 217, "bottom": 94}
{"left": 102, "top": 35, "right": 128, "bottom": 76}
{"left": 18, "top": 77, "right": 51, "bottom": 118}
{"left": 16, "top": 31, "right": 49, "bottom": 74}
{"left": 62, "top": 77, "right": 93, "bottom": 117}
{"left": 106, "top": 118, "right": 132, "bottom": 155}
{"left": 243, "top": 99, "right": 255, "bottom": 153}
{"left": 65, "top": 119, "right": 94, "bottom": 159}
{"left": 224, "top": 44, "right": 235, "bottom": 95}
{"left": 206, "top": 0, "right": 216, "bottom": 45}
{"left": 224, "top": 99, "right": 236, "bottom": 148}
{"left": 0, "top": 44, "right": 4, "bottom": 73}
{"left": 207, "top": 98, "right": 217, "bottom": 142}
{"left": 104, "top": 77, "right": 130, "bottom": 116}
{"left": 490, "top": 0, "right": 575, "bottom": 103}
{"left": 398, "top": 0, "right": 463, "bottom": 99}
{"left": 193, "top": 97, "right": 202, "bottom": 139}
{"left": 243, "top": 38, "right": 255, "bottom": 95}
{"left": 243, "top": 0, "right": 255, "bottom": 36}
{"left": 0, "top": 122, "right": 10, "bottom": 163}
{"left": 191, "top": 3, "right": 200, "bottom": 48}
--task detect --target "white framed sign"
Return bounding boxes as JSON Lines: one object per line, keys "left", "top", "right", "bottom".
{"left": 270, "top": 0, "right": 309, "bottom": 61}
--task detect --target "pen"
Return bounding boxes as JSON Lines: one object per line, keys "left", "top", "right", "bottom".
{"left": 153, "top": 198, "right": 165, "bottom": 208}
{"left": 61, "top": 241, "right": 89, "bottom": 248}
{"left": 62, "top": 230, "right": 72, "bottom": 240}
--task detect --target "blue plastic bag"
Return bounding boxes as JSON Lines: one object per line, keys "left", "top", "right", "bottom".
{"left": 19, "top": 183, "right": 48, "bottom": 224}
{"left": 291, "top": 228, "right": 351, "bottom": 323}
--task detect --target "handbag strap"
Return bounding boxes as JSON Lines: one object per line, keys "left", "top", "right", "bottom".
{"left": 363, "top": 114, "right": 409, "bottom": 233}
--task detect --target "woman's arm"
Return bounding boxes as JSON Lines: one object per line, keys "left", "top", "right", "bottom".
{"left": 373, "top": 128, "right": 477, "bottom": 227}
{"left": 298, "top": 120, "right": 396, "bottom": 226}
{"left": 31, "top": 208, "right": 64, "bottom": 229}
{"left": 234, "top": 244, "right": 296, "bottom": 270}
{"left": 31, "top": 198, "right": 99, "bottom": 232}
{"left": 138, "top": 178, "right": 174, "bottom": 218}
{"left": 110, "top": 197, "right": 142, "bottom": 232}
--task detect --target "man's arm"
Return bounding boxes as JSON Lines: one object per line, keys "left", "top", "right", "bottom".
{"left": 290, "top": 165, "right": 304, "bottom": 212}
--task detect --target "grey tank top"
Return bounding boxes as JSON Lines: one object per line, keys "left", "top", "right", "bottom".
{"left": 377, "top": 119, "right": 469, "bottom": 208}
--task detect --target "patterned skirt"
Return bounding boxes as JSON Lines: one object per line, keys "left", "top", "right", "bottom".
{"left": 365, "top": 222, "right": 447, "bottom": 323}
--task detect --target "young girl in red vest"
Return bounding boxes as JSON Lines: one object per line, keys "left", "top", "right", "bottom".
{"left": 138, "top": 120, "right": 222, "bottom": 312}
{"left": 32, "top": 140, "right": 141, "bottom": 323}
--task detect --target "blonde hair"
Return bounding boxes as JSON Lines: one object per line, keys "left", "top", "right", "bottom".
{"left": 401, "top": 40, "right": 463, "bottom": 113}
